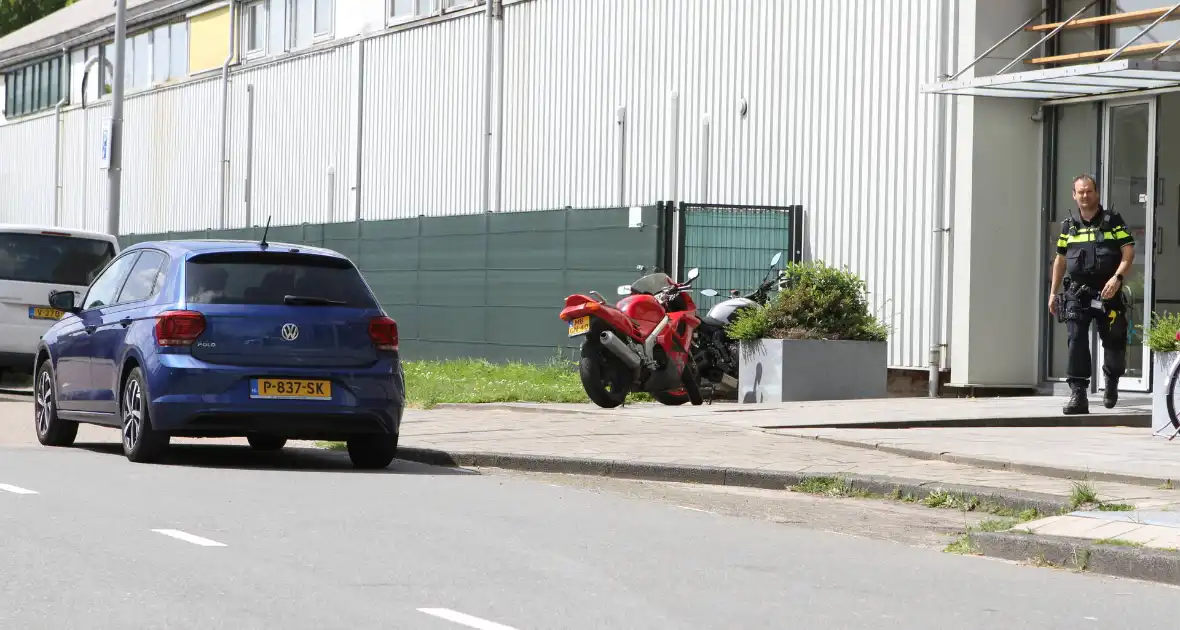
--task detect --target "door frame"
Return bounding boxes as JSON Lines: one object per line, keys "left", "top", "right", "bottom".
{"left": 1098, "top": 96, "right": 1157, "bottom": 393}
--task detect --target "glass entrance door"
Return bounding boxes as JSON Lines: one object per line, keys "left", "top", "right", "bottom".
{"left": 1100, "top": 99, "right": 1156, "bottom": 393}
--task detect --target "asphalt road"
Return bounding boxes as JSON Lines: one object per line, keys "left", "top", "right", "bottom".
{"left": 3, "top": 442, "right": 1180, "bottom": 630}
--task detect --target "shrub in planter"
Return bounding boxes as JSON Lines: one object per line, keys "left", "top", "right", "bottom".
{"left": 728, "top": 261, "right": 890, "bottom": 403}
{"left": 1143, "top": 312, "right": 1180, "bottom": 432}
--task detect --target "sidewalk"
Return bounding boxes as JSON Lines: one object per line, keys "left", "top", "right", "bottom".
{"left": 397, "top": 400, "right": 1180, "bottom": 512}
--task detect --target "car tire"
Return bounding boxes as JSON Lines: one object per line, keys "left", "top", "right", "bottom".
{"left": 247, "top": 435, "right": 287, "bottom": 451}
{"left": 346, "top": 433, "right": 399, "bottom": 469}
{"left": 121, "top": 367, "right": 169, "bottom": 464}
{"left": 33, "top": 361, "right": 78, "bottom": 447}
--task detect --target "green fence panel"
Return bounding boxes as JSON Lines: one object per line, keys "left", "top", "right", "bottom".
{"left": 117, "top": 206, "right": 666, "bottom": 364}
{"left": 679, "top": 204, "right": 802, "bottom": 313}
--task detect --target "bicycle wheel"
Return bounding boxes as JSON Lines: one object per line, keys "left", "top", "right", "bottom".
{"left": 1163, "top": 353, "right": 1180, "bottom": 431}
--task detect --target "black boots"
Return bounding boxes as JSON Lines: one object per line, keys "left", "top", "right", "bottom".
{"left": 1104, "top": 377, "right": 1119, "bottom": 409}
{"left": 1063, "top": 388, "right": 1089, "bottom": 415}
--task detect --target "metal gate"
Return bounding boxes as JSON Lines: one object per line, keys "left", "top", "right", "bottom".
{"left": 672, "top": 202, "right": 804, "bottom": 312}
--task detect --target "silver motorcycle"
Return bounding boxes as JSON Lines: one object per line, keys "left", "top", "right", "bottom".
{"left": 693, "top": 252, "right": 784, "bottom": 397}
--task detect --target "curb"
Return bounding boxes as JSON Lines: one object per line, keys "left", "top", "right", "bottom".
{"left": 395, "top": 446, "right": 1072, "bottom": 516}
{"left": 762, "top": 412, "right": 1151, "bottom": 430}
{"left": 432, "top": 403, "right": 591, "bottom": 416}
{"left": 431, "top": 402, "right": 1150, "bottom": 430}
{"left": 0, "top": 389, "right": 33, "bottom": 399}
{"left": 971, "top": 532, "right": 1180, "bottom": 586}
{"left": 786, "top": 434, "right": 1176, "bottom": 489}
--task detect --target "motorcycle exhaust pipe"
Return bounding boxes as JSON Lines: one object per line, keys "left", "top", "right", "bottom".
{"left": 599, "top": 331, "right": 641, "bottom": 370}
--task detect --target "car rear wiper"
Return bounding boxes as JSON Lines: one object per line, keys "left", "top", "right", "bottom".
{"left": 283, "top": 294, "right": 348, "bottom": 306}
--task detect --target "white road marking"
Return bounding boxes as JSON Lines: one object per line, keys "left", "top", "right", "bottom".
{"left": 151, "top": 529, "right": 227, "bottom": 547}
{"left": 677, "top": 505, "right": 708, "bottom": 513}
{"left": 0, "top": 484, "right": 38, "bottom": 495}
{"left": 417, "top": 608, "right": 520, "bottom": 630}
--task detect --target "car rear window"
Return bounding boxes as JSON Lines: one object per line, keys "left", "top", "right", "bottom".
{"left": 185, "top": 251, "right": 378, "bottom": 308}
{"left": 0, "top": 232, "right": 117, "bottom": 286}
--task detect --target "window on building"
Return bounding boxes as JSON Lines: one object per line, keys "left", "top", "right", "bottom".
{"left": 244, "top": 0, "right": 267, "bottom": 56}
{"left": 84, "top": 22, "right": 187, "bottom": 99}
{"left": 390, "top": 0, "right": 430, "bottom": 21}
{"left": 313, "top": 0, "right": 332, "bottom": 36}
{"left": 170, "top": 23, "right": 189, "bottom": 78}
{"left": 268, "top": 0, "right": 287, "bottom": 54}
{"left": 389, "top": 0, "right": 474, "bottom": 23}
{"left": 153, "top": 26, "right": 171, "bottom": 83}
{"left": 132, "top": 32, "right": 151, "bottom": 89}
{"left": 2, "top": 56, "right": 69, "bottom": 118}
{"left": 290, "top": 0, "right": 332, "bottom": 48}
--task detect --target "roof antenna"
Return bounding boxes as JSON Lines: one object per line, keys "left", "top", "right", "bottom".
{"left": 259, "top": 216, "right": 271, "bottom": 250}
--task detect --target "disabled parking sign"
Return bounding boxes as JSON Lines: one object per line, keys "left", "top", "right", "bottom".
{"left": 99, "top": 119, "right": 111, "bottom": 170}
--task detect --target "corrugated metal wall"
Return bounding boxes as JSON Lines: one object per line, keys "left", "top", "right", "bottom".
{"left": 500, "top": 0, "right": 946, "bottom": 369}
{"left": 0, "top": 112, "right": 58, "bottom": 226}
{"left": 0, "top": 0, "right": 949, "bottom": 369}
{"left": 360, "top": 15, "right": 485, "bottom": 220}
{"left": 122, "top": 78, "right": 223, "bottom": 234}
{"left": 225, "top": 47, "right": 356, "bottom": 229}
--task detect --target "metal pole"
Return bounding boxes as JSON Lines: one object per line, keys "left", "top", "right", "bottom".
{"left": 106, "top": 0, "right": 127, "bottom": 236}
{"left": 998, "top": 0, "right": 1098, "bottom": 75}
{"left": 53, "top": 47, "right": 68, "bottom": 227}
{"left": 699, "top": 114, "right": 711, "bottom": 203}
{"left": 1107, "top": 3, "right": 1180, "bottom": 61}
{"left": 481, "top": 0, "right": 493, "bottom": 213}
{"left": 218, "top": 0, "right": 238, "bottom": 229}
{"left": 244, "top": 84, "right": 255, "bottom": 228}
{"left": 616, "top": 105, "right": 626, "bottom": 206}
{"left": 947, "top": 8, "right": 1046, "bottom": 81}
{"left": 492, "top": 0, "right": 504, "bottom": 213}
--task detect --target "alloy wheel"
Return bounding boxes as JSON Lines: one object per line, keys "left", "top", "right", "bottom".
{"left": 122, "top": 379, "right": 143, "bottom": 451}
{"left": 35, "top": 371, "right": 53, "bottom": 436}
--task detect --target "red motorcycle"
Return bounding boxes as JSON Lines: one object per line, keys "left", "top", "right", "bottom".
{"left": 559, "top": 268, "right": 705, "bottom": 408}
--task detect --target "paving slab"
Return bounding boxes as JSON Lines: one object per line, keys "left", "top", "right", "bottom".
{"left": 774, "top": 426, "right": 1180, "bottom": 487}
{"left": 447, "top": 395, "right": 1152, "bottom": 429}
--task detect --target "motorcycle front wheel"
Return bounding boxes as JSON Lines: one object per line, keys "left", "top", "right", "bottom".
{"left": 579, "top": 339, "right": 631, "bottom": 409}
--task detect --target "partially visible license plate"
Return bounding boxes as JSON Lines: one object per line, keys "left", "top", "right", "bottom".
{"left": 28, "top": 307, "right": 64, "bottom": 320}
{"left": 568, "top": 316, "right": 591, "bottom": 337}
{"left": 251, "top": 378, "right": 332, "bottom": 400}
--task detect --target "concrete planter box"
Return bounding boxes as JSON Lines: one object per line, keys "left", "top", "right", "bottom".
{"left": 1152, "top": 351, "right": 1180, "bottom": 433}
{"left": 738, "top": 338, "right": 888, "bottom": 404}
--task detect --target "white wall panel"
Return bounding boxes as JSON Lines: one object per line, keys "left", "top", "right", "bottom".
{"left": 500, "top": 0, "right": 948, "bottom": 369}
{"left": 0, "top": 112, "right": 57, "bottom": 225}
{"left": 359, "top": 14, "right": 484, "bottom": 220}
{"left": 120, "top": 78, "right": 223, "bottom": 234}
{"left": 58, "top": 106, "right": 99, "bottom": 232}
{"left": 225, "top": 46, "right": 356, "bottom": 229}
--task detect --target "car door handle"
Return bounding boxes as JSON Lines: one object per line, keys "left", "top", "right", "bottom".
{"left": 120, "top": 318, "right": 132, "bottom": 328}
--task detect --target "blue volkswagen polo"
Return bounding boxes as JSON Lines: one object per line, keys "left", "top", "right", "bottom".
{"left": 32, "top": 238, "right": 405, "bottom": 468}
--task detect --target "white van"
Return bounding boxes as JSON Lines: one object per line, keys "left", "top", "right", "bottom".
{"left": 0, "top": 224, "right": 120, "bottom": 375}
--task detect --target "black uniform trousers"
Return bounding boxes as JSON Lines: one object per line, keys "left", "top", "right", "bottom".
{"left": 1063, "top": 283, "right": 1128, "bottom": 391}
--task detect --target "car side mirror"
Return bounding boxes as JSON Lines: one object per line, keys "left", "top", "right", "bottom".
{"left": 49, "top": 290, "right": 77, "bottom": 313}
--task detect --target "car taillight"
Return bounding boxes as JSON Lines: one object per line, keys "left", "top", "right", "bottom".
{"left": 369, "top": 316, "right": 399, "bottom": 351}
{"left": 155, "top": 311, "right": 206, "bottom": 346}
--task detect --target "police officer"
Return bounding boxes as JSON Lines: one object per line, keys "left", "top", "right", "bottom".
{"left": 1048, "top": 174, "right": 1136, "bottom": 415}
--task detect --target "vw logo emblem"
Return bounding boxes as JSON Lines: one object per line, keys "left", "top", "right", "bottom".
{"left": 280, "top": 323, "right": 300, "bottom": 341}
